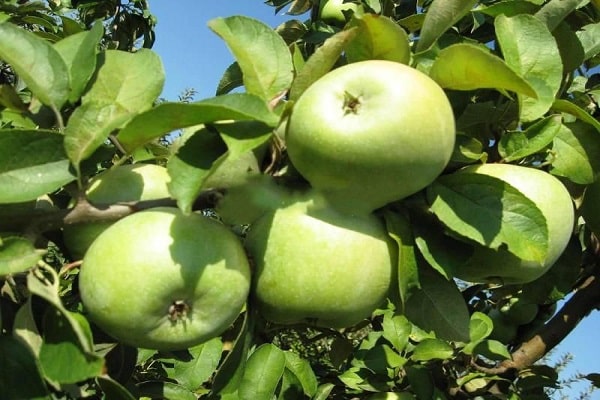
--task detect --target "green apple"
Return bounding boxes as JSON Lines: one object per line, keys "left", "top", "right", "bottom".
{"left": 63, "top": 163, "right": 170, "bottom": 260}
{"left": 79, "top": 207, "right": 251, "bottom": 351}
{"left": 319, "top": 0, "right": 362, "bottom": 26}
{"left": 499, "top": 297, "right": 538, "bottom": 326}
{"left": 286, "top": 60, "right": 456, "bottom": 214}
{"left": 452, "top": 164, "right": 574, "bottom": 284}
{"left": 245, "top": 193, "right": 396, "bottom": 328}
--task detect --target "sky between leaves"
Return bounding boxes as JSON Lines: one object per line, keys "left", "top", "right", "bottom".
{"left": 147, "top": 0, "right": 600, "bottom": 396}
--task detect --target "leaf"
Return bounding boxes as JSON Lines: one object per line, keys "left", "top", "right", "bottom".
{"left": 476, "top": 1, "right": 539, "bottom": 18}
{"left": 0, "top": 335, "right": 49, "bottom": 399}
{"left": 117, "top": 94, "right": 279, "bottom": 152}
{"left": 238, "top": 344, "right": 286, "bottom": 400}
{"left": 468, "top": 312, "right": 494, "bottom": 343}
{"left": 576, "top": 22, "right": 600, "bottom": 60}
{"left": 381, "top": 313, "right": 411, "bottom": 353}
{"left": 534, "top": 0, "right": 581, "bottom": 31}
{"left": 283, "top": 351, "right": 318, "bottom": 397}
{"left": 498, "top": 115, "right": 562, "bottom": 162}
{"left": 429, "top": 43, "right": 537, "bottom": 97}
{"left": 96, "top": 376, "right": 136, "bottom": 400}
{"left": 13, "top": 298, "right": 43, "bottom": 356}
{"left": 416, "top": 0, "right": 478, "bottom": 52}
{"left": 64, "top": 49, "right": 164, "bottom": 169}
{"left": 551, "top": 99, "right": 600, "bottom": 133}
{"left": 0, "top": 130, "right": 76, "bottom": 203}
{"left": 38, "top": 308, "right": 104, "bottom": 384}
{"left": 550, "top": 120, "right": 600, "bottom": 184}
{"left": 383, "top": 210, "right": 420, "bottom": 312}
{"left": 450, "top": 134, "right": 486, "bottom": 165}
{"left": 404, "top": 266, "right": 470, "bottom": 342}
{"left": 0, "top": 236, "right": 43, "bottom": 276}
{"left": 345, "top": 14, "right": 410, "bottom": 64}
{"left": 411, "top": 338, "right": 454, "bottom": 361}
{"left": 216, "top": 61, "right": 244, "bottom": 95}
{"left": 0, "top": 22, "right": 69, "bottom": 109}
{"left": 288, "top": 27, "right": 359, "bottom": 102}
{"left": 495, "top": 14, "right": 562, "bottom": 121}
{"left": 472, "top": 339, "right": 512, "bottom": 360}
{"left": 136, "top": 381, "right": 197, "bottom": 400}
{"left": 0, "top": 84, "right": 27, "bottom": 111}
{"left": 53, "top": 20, "right": 103, "bottom": 103}
{"left": 165, "top": 337, "right": 223, "bottom": 391}
{"left": 208, "top": 16, "right": 293, "bottom": 102}
{"left": 426, "top": 172, "right": 548, "bottom": 264}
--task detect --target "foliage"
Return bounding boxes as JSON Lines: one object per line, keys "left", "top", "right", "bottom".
{"left": 1, "top": 0, "right": 600, "bottom": 399}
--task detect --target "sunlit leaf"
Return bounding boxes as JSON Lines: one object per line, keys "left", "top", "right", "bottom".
{"left": 534, "top": 0, "right": 581, "bottom": 31}
{"left": 238, "top": 344, "right": 286, "bottom": 400}
{"left": 416, "top": 0, "right": 478, "bottom": 52}
{"left": 576, "top": 22, "right": 600, "bottom": 60}
{"left": 551, "top": 121, "right": 600, "bottom": 184}
{"left": 411, "top": 338, "right": 454, "bottom": 361}
{"left": 0, "top": 236, "right": 43, "bottom": 276}
{"left": 499, "top": 115, "right": 562, "bottom": 162}
{"left": 345, "top": 14, "right": 410, "bottom": 64}
{"left": 165, "top": 338, "right": 223, "bottom": 391}
{"left": 283, "top": 351, "right": 318, "bottom": 397}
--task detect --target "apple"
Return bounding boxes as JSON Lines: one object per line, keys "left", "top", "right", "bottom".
{"left": 499, "top": 297, "right": 538, "bottom": 326}
{"left": 244, "top": 193, "right": 396, "bottom": 328}
{"left": 318, "top": 0, "right": 362, "bottom": 26}
{"left": 63, "top": 163, "right": 170, "bottom": 260}
{"left": 78, "top": 207, "right": 251, "bottom": 351}
{"left": 451, "top": 164, "right": 574, "bottom": 284}
{"left": 285, "top": 60, "right": 456, "bottom": 214}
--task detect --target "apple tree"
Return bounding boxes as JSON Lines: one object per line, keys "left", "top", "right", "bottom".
{"left": 1, "top": 0, "right": 600, "bottom": 398}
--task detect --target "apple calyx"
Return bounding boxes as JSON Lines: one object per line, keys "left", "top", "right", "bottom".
{"left": 343, "top": 91, "right": 362, "bottom": 115}
{"left": 168, "top": 300, "right": 190, "bottom": 323}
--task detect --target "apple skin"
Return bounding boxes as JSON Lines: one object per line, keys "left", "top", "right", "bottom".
{"left": 79, "top": 207, "right": 251, "bottom": 351}
{"left": 286, "top": 60, "right": 456, "bottom": 214}
{"left": 245, "top": 194, "right": 396, "bottom": 328}
{"left": 319, "top": 0, "right": 361, "bottom": 26}
{"left": 452, "top": 164, "right": 574, "bottom": 284}
{"left": 63, "top": 164, "right": 171, "bottom": 260}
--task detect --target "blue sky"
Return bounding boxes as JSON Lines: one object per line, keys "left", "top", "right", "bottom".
{"left": 148, "top": 1, "right": 599, "bottom": 396}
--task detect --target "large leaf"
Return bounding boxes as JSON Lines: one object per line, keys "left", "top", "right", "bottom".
{"left": 550, "top": 121, "right": 600, "bottom": 184}
{"left": 0, "top": 130, "right": 75, "bottom": 203}
{"left": 427, "top": 172, "right": 548, "bottom": 264}
{"left": 117, "top": 94, "right": 279, "bottom": 152}
{"left": 283, "top": 351, "right": 318, "bottom": 398}
{"left": 53, "top": 20, "right": 103, "bottom": 103}
{"left": 0, "top": 236, "right": 43, "bottom": 276}
{"left": 576, "top": 22, "right": 600, "bottom": 60}
{"left": 238, "top": 344, "right": 286, "bottom": 400}
{"left": 0, "top": 335, "right": 49, "bottom": 399}
{"left": 0, "top": 22, "right": 69, "bottom": 109}
{"left": 495, "top": 14, "right": 562, "bottom": 122}
{"left": 64, "top": 49, "right": 164, "bottom": 169}
{"left": 345, "top": 14, "right": 410, "bottom": 64}
{"left": 416, "top": 0, "right": 478, "bottom": 52}
{"left": 208, "top": 16, "right": 294, "bottom": 102}
{"left": 498, "top": 115, "right": 562, "bottom": 162}
{"left": 429, "top": 43, "right": 537, "bottom": 97}
{"left": 288, "top": 27, "right": 359, "bottom": 102}
{"left": 405, "top": 266, "right": 470, "bottom": 342}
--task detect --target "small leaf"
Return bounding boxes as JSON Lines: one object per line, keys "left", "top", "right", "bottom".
{"left": 551, "top": 121, "right": 600, "bottom": 184}
{"left": 0, "top": 335, "right": 49, "bottom": 399}
{"left": 13, "top": 298, "right": 43, "bottom": 356}
{"left": 0, "top": 84, "right": 27, "bottom": 111}
{"left": 468, "top": 312, "right": 494, "bottom": 344}
{"left": 0, "top": 130, "right": 75, "bottom": 203}
{"left": 416, "top": 0, "right": 478, "bottom": 52}
{"left": 411, "top": 338, "right": 454, "bottom": 361}
{"left": 96, "top": 376, "right": 136, "bottom": 400}
{"left": 238, "top": 344, "right": 286, "bottom": 400}
{"left": 165, "top": 337, "right": 223, "bottom": 391}
{"left": 0, "top": 22, "right": 69, "bottom": 108}
{"left": 136, "top": 381, "right": 197, "bottom": 400}
{"left": 288, "top": 27, "right": 359, "bottom": 102}
{"left": 283, "top": 351, "right": 318, "bottom": 397}
{"left": 208, "top": 16, "right": 293, "bottom": 102}
{"left": 472, "top": 339, "right": 512, "bottom": 360}
{"left": 345, "top": 14, "right": 410, "bottom": 64}
{"left": 405, "top": 266, "right": 470, "bottom": 342}
{"left": 381, "top": 313, "right": 411, "bottom": 353}
{"left": 551, "top": 99, "right": 600, "bottom": 133}
{"left": 427, "top": 172, "right": 548, "bottom": 264}
{"left": 117, "top": 94, "right": 279, "bottom": 152}
{"left": 498, "top": 115, "right": 562, "bottom": 162}
{"left": 0, "top": 236, "right": 43, "bottom": 276}
{"left": 429, "top": 43, "right": 537, "bottom": 97}
{"left": 534, "top": 0, "right": 581, "bottom": 31}
{"left": 495, "top": 14, "right": 562, "bottom": 121}
{"left": 576, "top": 22, "right": 600, "bottom": 61}
{"left": 216, "top": 62, "right": 244, "bottom": 96}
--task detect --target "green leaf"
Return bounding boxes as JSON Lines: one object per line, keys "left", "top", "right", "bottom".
{"left": 576, "top": 22, "right": 600, "bottom": 61}
{"left": 498, "top": 115, "right": 562, "bottom": 162}
{"left": 534, "top": 0, "right": 581, "bottom": 31}
{"left": 429, "top": 43, "right": 537, "bottom": 97}
{"left": 427, "top": 172, "right": 548, "bottom": 264}
{"left": 53, "top": 20, "right": 103, "bottom": 103}
{"left": 313, "top": 383, "right": 336, "bottom": 400}
{"left": 283, "top": 351, "right": 318, "bottom": 397}
{"left": 383, "top": 210, "right": 420, "bottom": 312}
{"left": 216, "top": 62, "right": 244, "bottom": 96}
{"left": 473, "top": 339, "right": 512, "bottom": 360}
{"left": 551, "top": 99, "right": 600, "bottom": 133}
{"left": 411, "top": 338, "right": 454, "bottom": 361}
{"left": 288, "top": 27, "right": 359, "bottom": 102}
{"left": 381, "top": 313, "right": 411, "bottom": 353}
{"left": 476, "top": 1, "right": 539, "bottom": 18}
{"left": 345, "top": 14, "right": 410, "bottom": 64}
{"left": 450, "top": 134, "right": 486, "bottom": 165}
{"left": 405, "top": 266, "right": 470, "bottom": 342}
{"left": 469, "top": 312, "right": 494, "bottom": 343}
{"left": 0, "top": 236, "right": 43, "bottom": 276}
{"left": 64, "top": 49, "right": 164, "bottom": 168}
{"left": 96, "top": 376, "right": 136, "bottom": 400}
{"left": 495, "top": 14, "right": 562, "bottom": 122}
{"left": 0, "top": 84, "right": 27, "bottom": 111}
{"left": 416, "top": 0, "right": 478, "bottom": 52}
{"left": 136, "top": 381, "right": 197, "bottom": 400}
{"left": 38, "top": 308, "right": 104, "bottom": 384}
{"left": 550, "top": 121, "right": 600, "bottom": 184}
{"left": 0, "top": 130, "right": 76, "bottom": 203}
{"left": 208, "top": 16, "right": 294, "bottom": 102}
{"left": 117, "top": 94, "right": 279, "bottom": 152}
{"left": 165, "top": 337, "right": 223, "bottom": 391}
{"left": 551, "top": 22, "right": 585, "bottom": 79}
{"left": 0, "top": 335, "right": 49, "bottom": 399}
{"left": 13, "top": 298, "right": 43, "bottom": 356}
{"left": 238, "top": 344, "right": 286, "bottom": 400}
{"left": 0, "top": 22, "right": 69, "bottom": 109}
